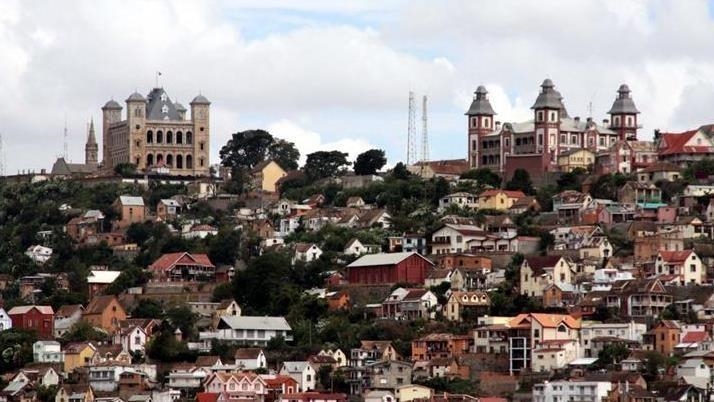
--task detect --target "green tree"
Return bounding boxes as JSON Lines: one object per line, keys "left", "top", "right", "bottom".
{"left": 597, "top": 343, "right": 630, "bottom": 367}
{"left": 165, "top": 305, "right": 198, "bottom": 340}
{"left": 506, "top": 169, "right": 535, "bottom": 195}
{"left": 61, "top": 321, "right": 109, "bottom": 344}
{"left": 460, "top": 168, "right": 501, "bottom": 188}
{"left": 132, "top": 299, "right": 164, "bottom": 319}
{"left": 354, "top": 149, "right": 387, "bottom": 175}
{"left": 114, "top": 163, "right": 137, "bottom": 177}
{"left": 389, "top": 162, "right": 411, "bottom": 180}
{"left": 304, "top": 151, "right": 350, "bottom": 180}
{"left": 208, "top": 229, "right": 241, "bottom": 265}
{"left": 219, "top": 129, "right": 300, "bottom": 171}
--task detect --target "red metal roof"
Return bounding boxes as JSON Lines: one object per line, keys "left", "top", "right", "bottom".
{"left": 658, "top": 250, "right": 693, "bottom": 263}
{"left": 149, "top": 252, "right": 215, "bottom": 272}
{"left": 659, "top": 130, "right": 714, "bottom": 155}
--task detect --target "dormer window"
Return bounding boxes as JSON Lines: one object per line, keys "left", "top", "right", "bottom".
{"left": 161, "top": 105, "right": 168, "bottom": 114}
{"left": 160, "top": 93, "right": 167, "bottom": 102}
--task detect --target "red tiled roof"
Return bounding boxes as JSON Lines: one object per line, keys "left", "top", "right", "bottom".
{"left": 149, "top": 252, "right": 215, "bottom": 272}
{"left": 681, "top": 331, "right": 709, "bottom": 343}
{"left": 659, "top": 131, "right": 714, "bottom": 155}
{"left": 658, "top": 250, "right": 693, "bottom": 263}
{"left": 196, "top": 393, "right": 219, "bottom": 402}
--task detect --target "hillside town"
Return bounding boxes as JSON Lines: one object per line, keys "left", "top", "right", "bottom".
{"left": 5, "top": 77, "right": 714, "bottom": 402}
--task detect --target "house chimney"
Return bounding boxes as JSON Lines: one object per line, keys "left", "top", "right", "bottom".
{"left": 654, "top": 129, "right": 661, "bottom": 140}
{"left": 603, "top": 119, "right": 609, "bottom": 125}
{"left": 586, "top": 117, "right": 592, "bottom": 123}
{"left": 495, "top": 121, "right": 501, "bottom": 131}
{"left": 574, "top": 116, "right": 580, "bottom": 122}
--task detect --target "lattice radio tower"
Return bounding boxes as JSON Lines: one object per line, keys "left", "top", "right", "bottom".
{"left": 420, "top": 95, "right": 429, "bottom": 162}
{"left": 407, "top": 91, "right": 417, "bottom": 165}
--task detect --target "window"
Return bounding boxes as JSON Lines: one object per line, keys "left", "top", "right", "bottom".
{"left": 306, "top": 375, "right": 312, "bottom": 381}
{"left": 537, "top": 111, "right": 544, "bottom": 122}
{"left": 550, "top": 112, "right": 556, "bottom": 121}
{"left": 167, "top": 131, "right": 173, "bottom": 144}
{"left": 156, "top": 130, "right": 163, "bottom": 143}
{"left": 186, "top": 132, "right": 193, "bottom": 144}
{"left": 691, "top": 264, "right": 696, "bottom": 272}
{"left": 176, "top": 155, "right": 183, "bottom": 169}
{"left": 571, "top": 135, "right": 577, "bottom": 144}
{"left": 147, "top": 131, "right": 153, "bottom": 143}
{"left": 534, "top": 329, "right": 540, "bottom": 338}
{"left": 484, "top": 117, "right": 490, "bottom": 128}
{"left": 200, "top": 158, "right": 204, "bottom": 167}
{"left": 472, "top": 140, "right": 477, "bottom": 150}
{"left": 200, "top": 142, "right": 205, "bottom": 151}
{"left": 471, "top": 117, "right": 476, "bottom": 128}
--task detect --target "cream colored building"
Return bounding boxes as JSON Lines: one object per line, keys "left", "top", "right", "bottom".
{"left": 395, "top": 385, "right": 433, "bottom": 402}
{"left": 251, "top": 160, "right": 287, "bottom": 192}
{"left": 520, "top": 256, "right": 575, "bottom": 298}
{"left": 477, "top": 189, "right": 525, "bottom": 211}
{"left": 101, "top": 88, "right": 211, "bottom": 176}
{"left": 557, "top": 148, "right": 595, "bottom": 172}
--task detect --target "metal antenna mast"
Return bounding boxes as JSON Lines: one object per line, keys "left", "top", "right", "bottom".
{"left": 420, "top": 95, "right": 429, "bottom": 162}
{"left": 63, "top": 115, "right": 68, "bottom": 160}
{"left": 407, "top": 91, "right": 417, "bottom": 164}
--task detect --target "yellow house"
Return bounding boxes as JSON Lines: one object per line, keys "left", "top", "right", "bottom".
{"left": 557, "top": 149, "right": 595, "bottom": 172}
{"left": 63, "top": 342, "right": 97, "bottom": 373}
{"left": 251, "top": 160, "right": 287, "bottom": 193}
{"left": 477, "top": 189, "right": 526, "bottom": 210}
{"left": 395, "top": 384, "right": 433, "bottom": 402}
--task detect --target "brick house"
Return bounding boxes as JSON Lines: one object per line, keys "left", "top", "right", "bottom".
{"left": 82, "top": 295, "right": 127, "bottom": 333}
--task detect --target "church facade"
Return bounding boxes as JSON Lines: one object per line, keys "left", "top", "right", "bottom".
{"left": 101, "top": 88, "right": 211, "bottom": 176}
{"left": 465, "top": 80, "right": 640, "bottom": 179}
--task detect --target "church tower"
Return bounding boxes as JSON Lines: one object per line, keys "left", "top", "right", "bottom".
{"left": 85, "top": 119, "right": 98, "bottom": 165}
{"left": 190, "top": 94, "right": 211, "bottom": 176}
{"left": 608, "top": 84, "right": 640, "bottom": 141}
{"left": 531, "top": 79, "right": 562, "bottom": 171}
{"left": 465, "top": 85, "right": 496, "bottom": 168}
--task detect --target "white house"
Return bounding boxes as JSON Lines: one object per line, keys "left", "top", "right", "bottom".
{"left": 234, "top": 348, "right": 267, "bottom": 370}
{"left": 438, "top": 192, "right": 479, "bottom": 212}
{"left": 580, "top": 321, "right": 647, "bottom": 358}
{"left": 520, "top": 256, "right": 575, "bottom": 297}
{"left": 655, "top": 250, "right": 705, "bottom": 285}
{"left": 343, "top": 238, "right": 380, "bottom": 256}
{"left": 116, "top": 325, "right": 147, "bottom": 353}
{"left": 33, "top": 341, "right": 64, "bottom": 363}
{"left": 167, "top": 366, "right": 209, "bottom": 391}
{"left": 0, "top": 308, "right": 12, "bottom": 331}
{"left": 200, "top": 316, "right": 293, "bottom": 346}
{"left": 318, "top": 349, "right": 347, "bottom": 368}
{"left": 279, "top": 361, "right": 316, "bottom": 392}
{"left": 293, "top": 243, "right": 322, "bottom": 264}
{"left": 533, "top": 380, "right": 611, "bottom": 402}
{"left": 25, "top": 245, "right": 53, "bottom": 264}
{"left": 183, "top": 224, "right": 219, "bottom": 240}
{"left": 430, "top": 223, "right": 487, "bottom": 255}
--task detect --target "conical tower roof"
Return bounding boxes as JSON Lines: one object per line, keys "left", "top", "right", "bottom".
{"left": 87, "top": 119, "right": 97, "bottom": 145}
{"left": 465, "top": 85, "right": 496, "bottom": 116}
{"left": 608, "top": 84, "right": 640, "bottom": 114}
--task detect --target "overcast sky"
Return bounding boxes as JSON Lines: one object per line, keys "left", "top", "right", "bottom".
{"left": 2, "top": 0, "right": 714, "bottom": 174}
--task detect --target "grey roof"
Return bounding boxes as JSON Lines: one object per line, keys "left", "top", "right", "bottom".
{"left": 282, "top": 361, "right": 310, "bottom": 373}
{"left": 119, "top": 195, "right": 145, "bottom": 206}
{"left": 557, "top": 91, "right": 570, "bottom": 119}
{"left": 102, "top": 99, "right": 122, "bottom": 110}
{"left": 218, "top": 316, "right": 292, "bottom": 331}
{"left": 174, "top": 102, "right": 187, "bottom": 112}
{"left": 146, "top": 87, "right": 181, "bottom": 121}
{"left": 531, "top": 79, "right": 563, "bottom": 109}
{"left": 87, "top": 120, "right": 97, "bottom": 145}
{"left": 191, "top": 94, "right": 211, "bottom": 105}
{"left": 51, "top": 157, "right": 97, "bottom": 176}
{"left": 126, "top": 92, "right": 146, "bottom": 102}
{"left": 465, "top": 85, "right": 496, "bottom": 116}
{"left": 346, "top": 251, "right": 433, "bottom": 268}
{"left": 608, "top": 84, "right": 640, "bottom": 114}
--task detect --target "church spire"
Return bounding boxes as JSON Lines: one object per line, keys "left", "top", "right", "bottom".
{"left": 87, "top": 119, "right": 97, "bottom": 144}
{"left": 85, "top": 118, "right": 98, "bottom": 165}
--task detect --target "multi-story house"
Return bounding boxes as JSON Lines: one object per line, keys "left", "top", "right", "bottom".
{"left": 411, "top": 333, "right": 472, "bottom": 361}
{"left": 444, "top": 291, "right": 490, "bottom": 322}
{"left": 438, "top": 192, "right": 479, "bottom": 212}
{"left": 148, "top": 252, "right": 216, "bottom": 282}
{"left": 520, "top": 256, "right": 575, "bottom": 298}
{"left": 477, "top": 190, "right": 525, "bottom": 211}
{"left": 203, "top": 372, "right": 267, "bottom": 398}
{"left": 580, "top": 321, "right": 647, "bottom": 358}
{"left": 603, "top": 278, "right": 673, "bottom": 319}
{"left": 167, "top": 366, "right": 209, "bottom": 393}
{"left": 292, "top": 243, "right": 323, "bottom": 264}
{"left": 280, "top": 362, "right": 316, "bottom": 392}
{"left": 644, "top": 320, "right": 681, "bottom": 356}
{"left": 364, "top": 360, "right": 412, "bottom": 392}
{"left": 506, "top": 313, "right": 581, "bottom": 374}
{"left": 533, "top": 380, "right": 612, "bottom": 402}
{"left": 82, "top": 295, "right": 127, "bottom": 333}
{"left": 657, "top": 128, "right": 714, "bottom": 168}
{"left": 552, "top": 190, "right": 592, "bottom": 224}
{"left": 33, "top": 341, "right": 63, "bottom": 363}
{"left": 350, "top": 341, "right": 400, "bottom": 368}
{"left": 654, "top": 250, "right": 705, "bottom": 285}
{"left": 113, "top": 196, "right": 146, "bottom": 230}
{"left": 381, "top": 288, "right": 438, "bottom": 321}
{"left": 8, "top": 305, "right": 54, "bottom": 339}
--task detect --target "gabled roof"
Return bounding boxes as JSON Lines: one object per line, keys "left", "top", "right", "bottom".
{"left": 294, "top": 242, "right": 319, "bottom": 253}
{"left": 56, "top": 304, "right": 84, "bottom": 318}
{"left": 146, "top": 87, "right": 181, "bottom": 120}
{"left": 118, "top": 196, "right": 144, "bottom": 207}
{"left": 658, "top": 250, "right": 693, "bottom": 264}
{"left": 659, "top": 130, "right": 714, "bottom": 155}
{"left": 479, "top": 189, "right": 526, "bottom": 199}
{"left": 149, "top": 252, "right": 215, "bottom": 272}
{"left": 347, "top": 252, "right": 433, "bottom": 268}
{"left": 639, "top": 161, "right": 680, "bottom": 173}
{"left": 681, "top": 331, "right": 709, "bottom": 343}
{"left": 524, "top": 256, "right": 563, "bottom": 273}
{"left": 84, "top": 295, "right": 122, "bottom": 315}
{"left": 234, "top": 348, "right": 263, "bottom": 360}
{"left": 282, "top": 361, "right": 310, "bottom": 373}
{"left": 8, "top": 305, "right": 54, "bottom": 315}
{"left": 218, "top": 316, "right": 291, "bottom": 331}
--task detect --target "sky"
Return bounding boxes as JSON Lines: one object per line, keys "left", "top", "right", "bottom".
{"left": 2, "top": 0, "right": 714, "bottom": 174}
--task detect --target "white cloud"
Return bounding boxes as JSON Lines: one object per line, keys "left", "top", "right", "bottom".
{"left": 266, "top": 119, "right": 375, "bottom": 164}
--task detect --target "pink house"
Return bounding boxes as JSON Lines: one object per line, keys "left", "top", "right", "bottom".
{"left": 657, "top": 206, "right": 678, "bottom": 224}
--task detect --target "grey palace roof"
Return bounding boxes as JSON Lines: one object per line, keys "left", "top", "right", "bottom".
{"left": 608, "top": 84, "right": 640, "bottom": 114}
{"left": 146, "top": 87, "right": 181, "bottom": 120}
{"left": 191, "top": 94, "right": 211, "bottom": 105}
{"left": 126, "top": 92, "right": 146, "bottom": 102}
{"left": 531, "top": 79, "right": 563, "bottom": 109}
{"left": 102, "top": 99, "right": 122, "bottom": 110}
{"left": 465, "top": 85, "right": 496, "bottom": 116}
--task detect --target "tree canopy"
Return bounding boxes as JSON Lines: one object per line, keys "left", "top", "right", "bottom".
{"left": 460, "top": 168, "right": 501, "bottom": 188}
{"left": 304, "top": 151, "right": 350, "bottom": 180}
{"left": 354, "top": 149, "right": 387, "bottom": 175}
{"left": 505, "top": 169, "right": 535, "bottom": 195}
{"left": 219, "top": 129, "right": 300, "bottom": 171}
